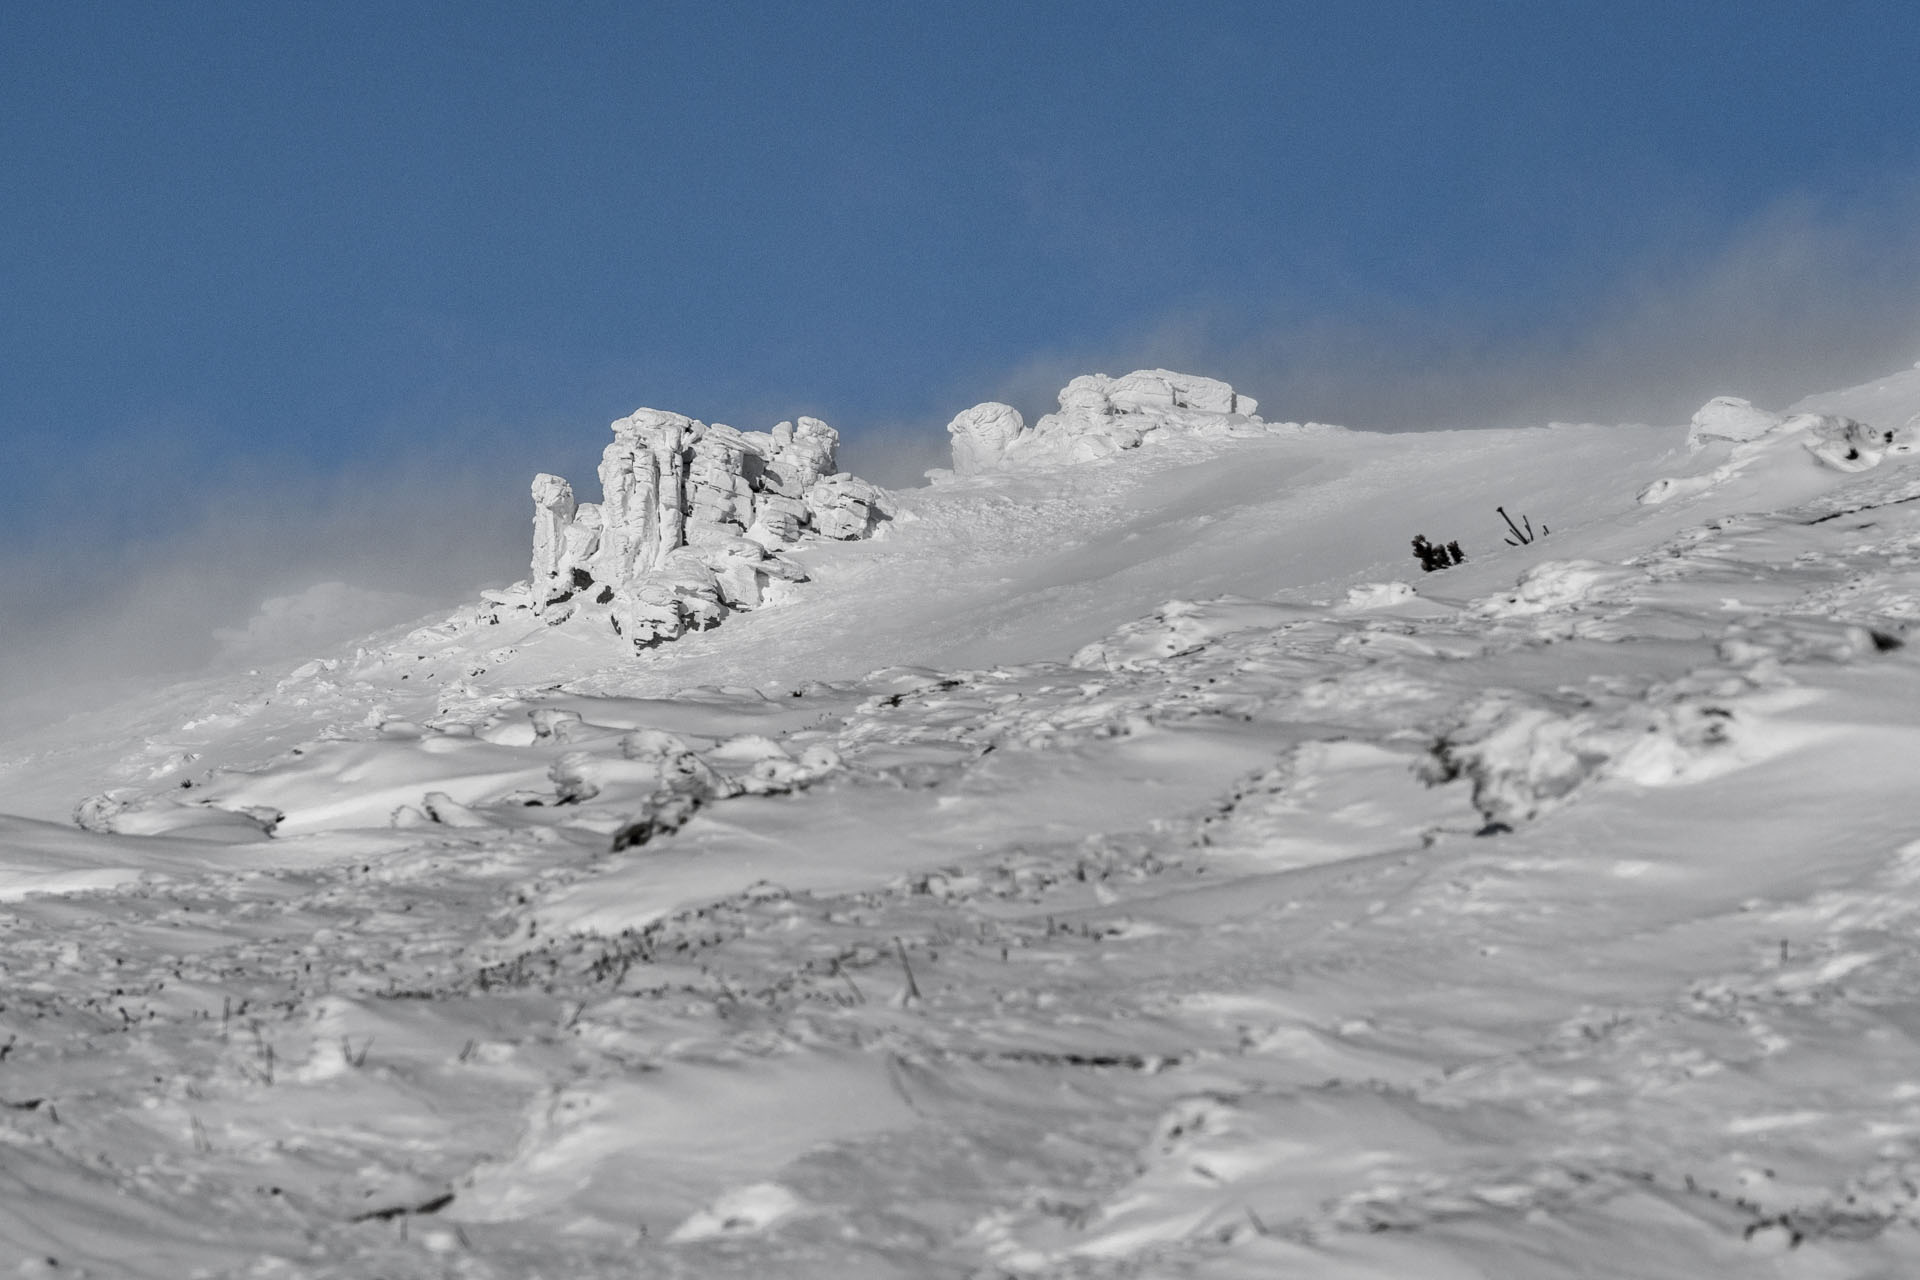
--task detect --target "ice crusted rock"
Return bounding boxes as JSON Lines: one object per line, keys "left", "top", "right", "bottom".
{"left": 1685, "top": 396, "right": 1906, "bottom": 470}
{"left": 1688, "top": 396, "right": 1782, "bottom": 447}
{"left": 762, "top": 417, "right": 839, "bottom": 496}
{"left": 946, "top": 402, "right": 1027, "bottom": 475}
{"left": 500, "top": 405, "right": 890, "bottom": 650}
{"left": 595, "top": 409, "right": 691, "bottom": 591}
{"left": 945, "top": 368, "right": 1281, "bottom": 473}
{"left": 1795, "top": 412, "right": 1920, "bottom": 471}
{"left": 1702, "top": 397, "right": 1920, "bottom": 469}
{"left": 685, "top": 424, "right": 757, "bottom": 534}
{"left": 1103, "top": 369, "right": 1249, "bottom": 416}
{"left": 530, "top": 474, "right": 580, "bottom": 609}
{"left": 1422, "top": 694, "right": 1762, "bottom": 829}
{"left": 805, "top": 472, "right": 888, "bottom": 539}
{"left": 1642, "top": 397, "right": 1920, "bottom": 505}
{"left": 75, "top": 791, "right": 282, "bottom": 842}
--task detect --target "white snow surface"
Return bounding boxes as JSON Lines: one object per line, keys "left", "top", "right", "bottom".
{"left": 6, "top": 368, "right": 1920, "bottom": 1276}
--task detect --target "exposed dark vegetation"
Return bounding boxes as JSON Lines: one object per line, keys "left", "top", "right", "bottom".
{"left": 1498, "top": 506, "right": 1548, "bottom": 545}
{"left": 1411, "top": 535, "right": 1467, "bottom": 572}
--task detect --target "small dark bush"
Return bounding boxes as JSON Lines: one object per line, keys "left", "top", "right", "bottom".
{"left": 1412, "top": 535, "right": 1466, "bottom": 572}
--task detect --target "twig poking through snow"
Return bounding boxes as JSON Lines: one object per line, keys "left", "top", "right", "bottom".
{"left": 894, "top": 937, "right": 922, "bottom": 1004}
{"left": 831, "top": 957, "right": 866, "bottom": 1004}
{"left": 349, "top": 1192, "right": 455, "bottom": 1223}
{"left": 1497, "top": 506, "right": 1549, "bottom": 546}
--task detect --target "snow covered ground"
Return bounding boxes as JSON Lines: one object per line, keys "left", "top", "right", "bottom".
{"left": 5, "top": 367, "right": 1920, "bottom": 1276}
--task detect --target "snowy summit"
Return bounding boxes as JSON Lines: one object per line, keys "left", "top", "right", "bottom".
{"left": 7, "top": 365, "right": 1920, "bottom": 1276}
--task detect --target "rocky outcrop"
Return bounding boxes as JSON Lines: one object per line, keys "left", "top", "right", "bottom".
{"left": 804, "top": 472, "right": 888, "bottom": 540}
{"left": 946, "top": 368, "right": 1271, "bottom": 474}
{"left": 1687, "top": 396, "right": 1781, "bottom": 447}
{"left": 529, "top": 473, "right": 578, "bottom": 607}
{"left": 1641, "top": 395, "right": 1920, "bottom": 505}
{"left": 1685, "top": 394, "right": 1920, "bottom": 467}
{"left": 494, "top": 408, "right": 890, "bottom": 650}
{"left": 947, "top": 402, "right": 1028, "bottom": 475}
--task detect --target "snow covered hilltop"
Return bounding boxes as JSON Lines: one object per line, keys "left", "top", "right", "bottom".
{"left": 488, "top": 408, "right": 890, "bottom": 649}
{"left": 20, "top": 363, "right": 1920, "bottom": 1275}
{"left": 485, "top": 368, "right": 1286, "bottom": 653}
{"left": 478, "top": 364, "right": 1920, "bottom": 672}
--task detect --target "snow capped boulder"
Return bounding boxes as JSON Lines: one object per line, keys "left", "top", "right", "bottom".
{"left": 701, "top": 533, "right": 791, "bottom": 609}
{"left": 1423, "top": 692, "right": 1768, "bottom": 829}
{"left": 685, "top": 422, "right": 759, "bottom": 534}
{"left": 1688, "top": 396, "right": 1782, "bottom": 447}
{"left": 595, "top": 408, "right": 691, "bottom": 590}
{"left": 1105, "top": 369, "right": 1250, "bottom": 416}
{"left": 525, "top": 477, "right": 606, "bottom": 620}
{"left": 1024, "top": 374, "right": 1150, "bottom": 463}
{"left": 1047, "top": 369, "right": 1255, "bottom": 423}
{"left": 1794, "top": 412, "right": 1917, "bottom": 472}
{"left": 805, "top": 472, "right": 888, "bottom": 539}
{"left": 561, "top": 503, "right": 603, "bottom": 577}
{"left": 504, "top": 403, "right": 889, "bottom": 652}
{"left": 529, "top": 473, "right": 578, "bottom": 607}
{"left": 1643, "top": 397, "right": 1920, "bottom": 505}
{"left": 617, "top": 727, "right": 733, "bottom": 801}
{"left": 759, "top": 417, "right": 838, "bottom": 497}
{"left": 74, "top": 790, "right": 282, "bottom": 842}
{"left": 945, "top": 368, "right": 1269, "bottom": 473}
{"left": 1686, "top": 395, "right": 1920, "bottom": 470}
{"left": 746, "top": 493, "right": 810, "bottom": 548}
{"left": 946, "top": 401, "right": 1026, "bottom": 475}
{"left": 1681, "top": 394, "right": 1911, "bottom": 466}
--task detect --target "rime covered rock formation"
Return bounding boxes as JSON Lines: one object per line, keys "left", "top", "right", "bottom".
{"left": 946, "top": 401, "right": 1028, "bottom": 474}
{"left": 493, "top": 407, "right": 889, "bottom": 650}
{"left": 1687, "top": 395, "right": 1782, "bottom": 447}
{"left": 529, "top": 473, "right": 583, "bottom": 603}
{"left": 1641, "top": 393, "right": 1920, "bottom": 505}
{"left": 945, "top": 368, "right": 1271, "bottom": 473}
{"left": 1797, "top": 412, "right": 1920, "bottom": 471}
{"left": 1684, "top": 394, "right": 1920, "bottom": 466}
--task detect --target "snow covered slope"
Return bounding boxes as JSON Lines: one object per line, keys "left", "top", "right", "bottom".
{"left": 4, "top": 367, "right": 1920, "bottom": 1277}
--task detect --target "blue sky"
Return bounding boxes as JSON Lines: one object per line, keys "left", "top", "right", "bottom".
{"left": 6, "top": 2, "right": 1920, "bottom": 693}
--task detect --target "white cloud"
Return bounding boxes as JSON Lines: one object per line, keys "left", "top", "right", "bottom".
{"left": 210, "top": 581, "right": 425, "bottom": 664}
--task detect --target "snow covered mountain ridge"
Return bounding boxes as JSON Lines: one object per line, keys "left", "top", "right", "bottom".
{"left": 477, "top": 368, "right": 1289, "bottom": 657}
{"left": 472, "top": 364, "right": 1920, "bottom": 680}
{"left": 10, "top": 362, "right": 1920, "bottom": 1275}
